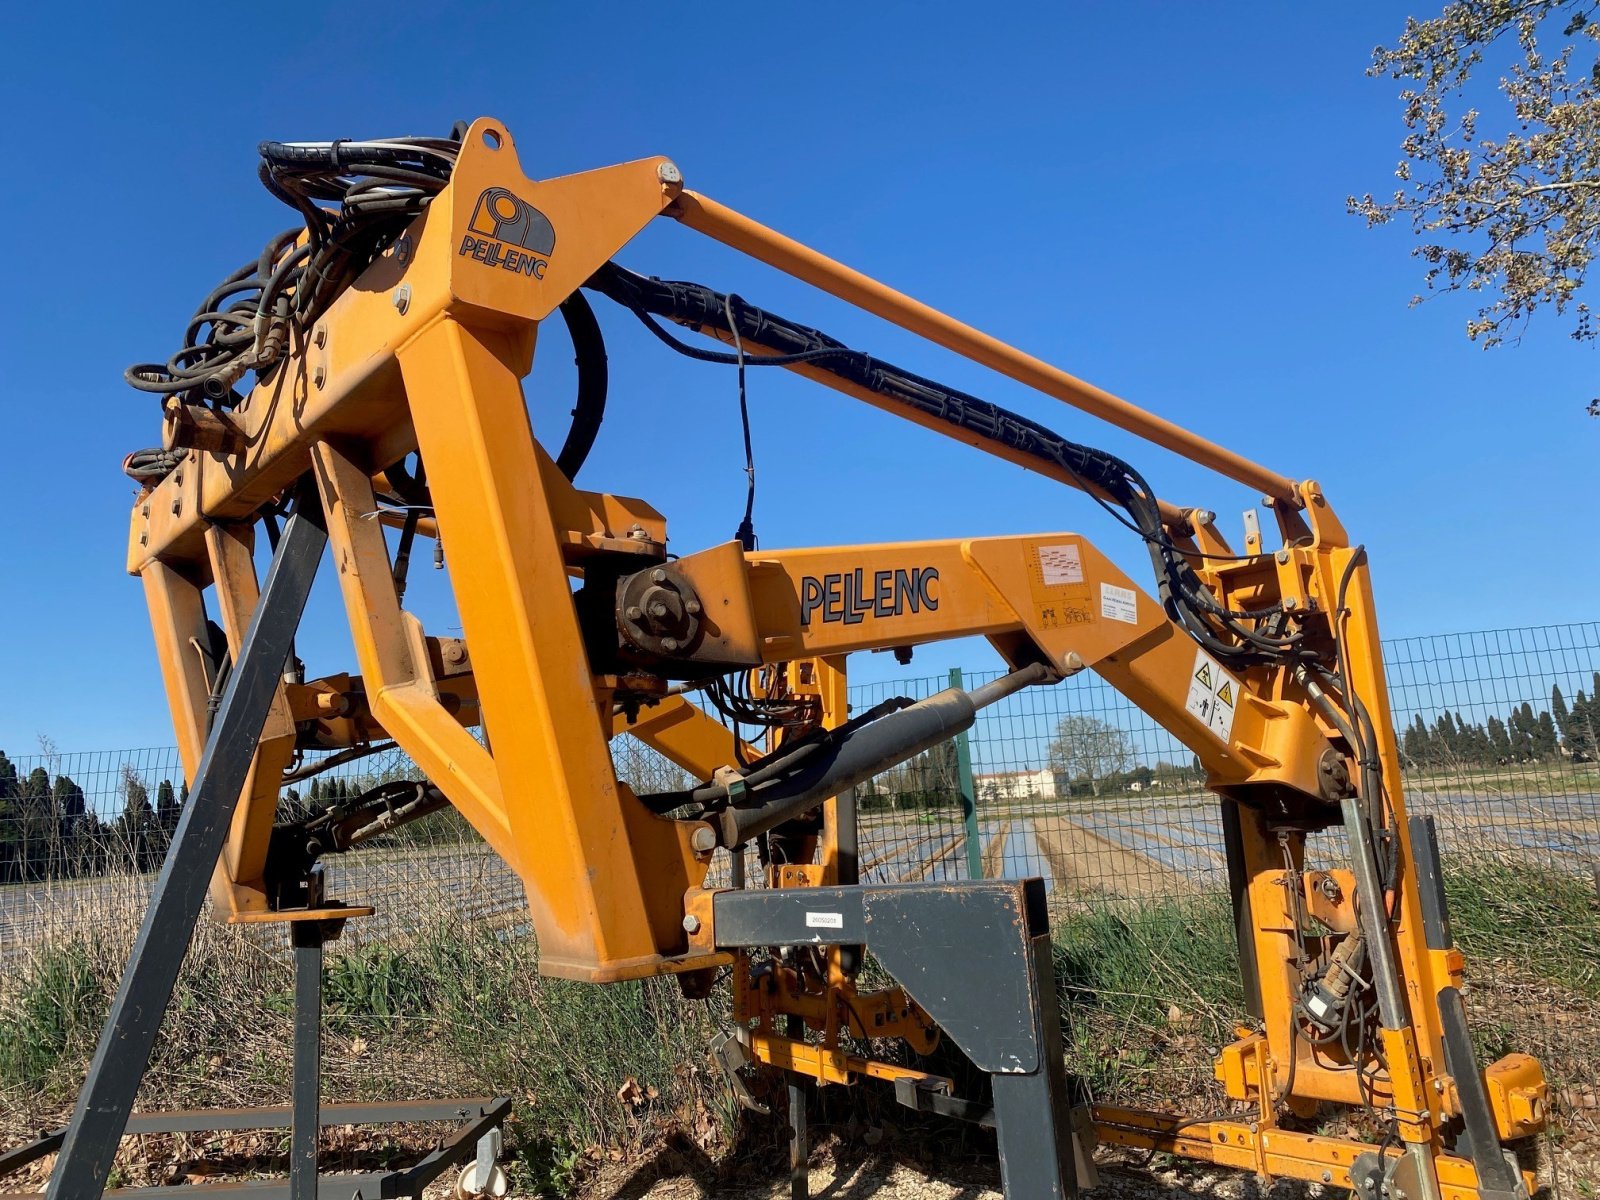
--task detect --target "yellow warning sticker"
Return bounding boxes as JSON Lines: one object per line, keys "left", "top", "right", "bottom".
{"left": 1185, "top": 649, "right": 1239, "bottom": 742}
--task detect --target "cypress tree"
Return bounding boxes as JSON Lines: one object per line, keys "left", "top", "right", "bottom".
{"left": 1534, "top": 710, "right": 1559, "bottom": 759}
{"left": 1486, "top": 715, "right": 1512, "bottom": 761}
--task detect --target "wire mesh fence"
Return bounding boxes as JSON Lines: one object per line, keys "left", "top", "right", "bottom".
{"left": 2, "top": 621, "right": 1597, "bottom": 1180}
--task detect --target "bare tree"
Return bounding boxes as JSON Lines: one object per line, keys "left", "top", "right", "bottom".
{"left": 1047, "top": 715, "right": 1134, "bottom": 797}
{"left": 1351, "top": 0, "right": 1600, "bottom": 409}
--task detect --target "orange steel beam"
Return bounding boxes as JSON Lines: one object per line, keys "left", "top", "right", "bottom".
{"left": 669, "top": 190, "right": 1301, "bottom": 506}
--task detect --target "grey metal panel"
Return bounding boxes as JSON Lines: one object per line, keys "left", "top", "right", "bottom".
{"left": 714, "top": 879, "right": 1050, "bottom": 1076}
{"left": 863, "top": 882, "right": 1039, "bottom": 1075}
{"left": 1409, "top": 815, "right": 1454, "bottom": 951}
{"left": 47, "top": 486, "right": 329, "bottom": 1200}
{"left": 712, "top": 886, "right": 867, "bottom": 946}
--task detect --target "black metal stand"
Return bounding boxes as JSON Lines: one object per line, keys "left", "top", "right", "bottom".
{"left": 289, "top": 919, "right": 336, "bottom": 1200}
{"left": 3, "top": 1100, "right": 512, "bottom": 1200}
{"left": 11, "top": 483, "right": 513, "bottom": 1200}
{"left": 713, "top": 877, "right": 1077, "bottom": 1200}
{"left": 786, "top": 1014, "right": 808, "bottom": 1200}
{"left": 47, "top": 485, "right": 329, "bottom": 1200}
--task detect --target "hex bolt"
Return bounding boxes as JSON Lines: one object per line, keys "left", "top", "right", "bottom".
{"left": 626, "top": 605, "right": 643, "bottom": 621}
{"left": 1062, "top": 651, "right": 1086, "bottom": 673}
{"left": 1276, "top": 550, "right": 1290, "bottom": 564}
{"left": 313, "top": 364, "right": 327, "bottom": 390}
{"left": 690, "top": 826, "right": 717, "bottom": 853}
{"left": 651, "top": 569, "right": 667, "bottom": 583}
{"left": 682, "top": 913, "right": 701, "bottom": 934}
{"left": 685, "top": 599, "right": 702, "bottom": 615}
{"left": 312, "top": 322, "right": 327, "bottom": 348}
{"left": 626, "top": 523, "right": 649, "bottom": 540}
{"left": 661, "top": 637, "right": 680, "bottom": 652}
{"left": 649, "top": 602, "right": 668, "bottom": 619}
{"left": 658, "top": 161, "right": 683, "bottom": 186}
{"left": 392, "top": 284, "right": 411, "bottom": 315}
{"left": 1322, "top": 1171, "right": 1333, "bottom": 1183}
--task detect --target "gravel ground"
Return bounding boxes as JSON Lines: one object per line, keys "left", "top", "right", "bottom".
{"left": 587, "top": 1148, "right": 1341, "bottom": 1200}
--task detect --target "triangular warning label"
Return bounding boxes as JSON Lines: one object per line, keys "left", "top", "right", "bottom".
{"left": 1194, "top": 663, "right": 1213, "bottom": 688}
{"left": 1216, "top": 681, "right": 1234, "bottom": 706}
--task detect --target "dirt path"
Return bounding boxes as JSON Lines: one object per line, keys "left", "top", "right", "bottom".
{"left": 1034, "top": 823, "right": 1179, "bottom": 898}
{"left": 981, "top": 822, "right": 1011, "bottom": 879}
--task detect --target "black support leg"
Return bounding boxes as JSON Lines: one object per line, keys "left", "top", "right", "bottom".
{"left": 47, "top": 486, "right": 327, "bottom": 1200}
{"left": 786, "top": 1014, "right": 808, "bottom": 1200}
{"left": 289, "top": 921, "right": 329, "bottom": 1200}
{"left": 988, "top": 927, "right": 1076, "bottom": 1198}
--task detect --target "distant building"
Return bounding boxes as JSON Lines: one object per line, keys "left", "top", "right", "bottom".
{"left": 974, "top": 767, "right": 1057, "bottom": 802}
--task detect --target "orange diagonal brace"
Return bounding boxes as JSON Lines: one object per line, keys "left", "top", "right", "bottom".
{"left": 671, "top": 190, "right": 1299, "bottom": 504}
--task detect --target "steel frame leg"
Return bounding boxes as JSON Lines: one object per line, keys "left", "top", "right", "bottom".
{"left": 289, "top": 921, "right": 333, "bottom": 1200}
{"left": 712, "top": 878, "right": 1075, "bottom": 1200}
{"left": 48, "top": 484, "right": 327, "bottom": 1200}
{"left": 786, "top": 1014, "right": 808, "bottom": 1200}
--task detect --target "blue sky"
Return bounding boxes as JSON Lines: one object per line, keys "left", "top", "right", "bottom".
{"left": 0, "top": 2, "right": 1594, "bottom": 753}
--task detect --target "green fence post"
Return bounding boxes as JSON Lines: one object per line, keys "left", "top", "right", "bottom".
{"left": 950, "top": 667, "right": 985, "bottom": 879}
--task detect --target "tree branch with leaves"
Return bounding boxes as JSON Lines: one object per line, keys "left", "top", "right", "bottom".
{"left": 1352, "top": 0, "right": 1600, "bottom": 410}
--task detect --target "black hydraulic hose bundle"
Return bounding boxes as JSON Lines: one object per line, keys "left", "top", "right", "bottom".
{"left": 583, "top": 262, "right": 1300, "bottom": 669}
{"left": 127, "top": 136, "right": 462, "bottom": 408}
{"left": 123, "top": 128, "right": 610, "bottom": 487}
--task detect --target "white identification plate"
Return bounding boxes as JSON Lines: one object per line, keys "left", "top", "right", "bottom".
{"left": 1185, "top": 648, "right": 1240, "bottom": 742}
{"left": 805, "top": 912, "right": 844, "bottom": 929}
{"left": 1038, "top": 543, "right": 1084, "bottom": 586}
{"left": 1100, "top": 582, "right": 1138, "bottom": 624}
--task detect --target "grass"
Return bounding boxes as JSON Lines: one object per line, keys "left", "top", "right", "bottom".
{"left": 1050, "top": 891, "right": 1243, "bottom": 1104}
{"left": 2, "top": 854, "right": 1594, "bottom": 1192}
{"left": 1445, "top": 855, "right": 1600, "bottom": 999}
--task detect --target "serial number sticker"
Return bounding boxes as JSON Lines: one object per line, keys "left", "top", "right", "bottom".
{"left": 1100, "top": 582, "right": 1138, "bottom": 624}
{"left": 805, "top": 912, "right": 844, "bottom": 929}
{"left": 1185, "top": 649, "right": 1240, "bottom": 742}
{"left": 1038, "top": 543, "right": 1084, "bottom": 586}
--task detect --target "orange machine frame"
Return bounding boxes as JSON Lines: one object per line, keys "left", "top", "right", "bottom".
{"left": 124, "top": 118, "right": 1543, "bottom": 1200}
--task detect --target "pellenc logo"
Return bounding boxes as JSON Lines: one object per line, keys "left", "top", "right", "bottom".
{"left": 799, "top": 567, "right": 939, "bottom": 626}
{"left": 459, "top": 187, "right": 554, "bottom": 278}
